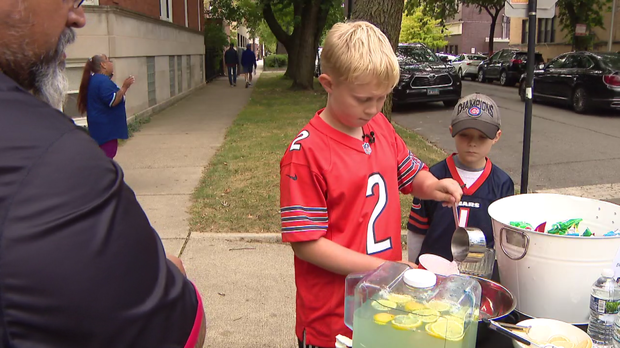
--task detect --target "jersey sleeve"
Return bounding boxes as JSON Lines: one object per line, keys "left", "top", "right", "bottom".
{"left": 407, "top": 197, "right": 431, "bottom": 235}
{"left": 394, "top": 133, "right": 428, "bottom": 195}
{"left": 280, "top": 161, "right": 328, "bottom": 243}
{"left": 500, "top": 175, "right": 516, "bottom": 198}
{"left": 99, "top": 78, "right": 120, "bottom": 108}
{"left": 1, "top": 129, "right": 201, "bottom": 348}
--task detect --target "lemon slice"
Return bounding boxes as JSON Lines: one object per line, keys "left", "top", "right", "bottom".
{"left": 404, "top": 301, "right": 426, "bottom": 312}
{"left": 373, "top": 313, "right": 395, "bottom": 325}
{"left": 575, "top": 340, "right": 589, "bottom": 348}
{"left": 412, "top": 308, "right": 440, "bottom": 323}
{"left": 371, "top": 299, "right": 397, "bottom": 311}
{"left": 427, "top": 300, "right": 451, "bottom": 312}
{"left": 387, "top": 293, "right": 413, "bottom": 304}
{"left": 431, "top": 317, "right": 465, "bottom": 341}
{"left": 391, "top": 314, "right": 422, "bottom": 330}
{"left": 425, "top": 323, "right": 443, "bottom": 339}
{"left": 551, "top": 342, "right": 574, "bottom": 348}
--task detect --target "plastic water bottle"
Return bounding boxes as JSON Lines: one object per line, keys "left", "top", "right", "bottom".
{"left": 613, "top": 312, "right": 620, "bottom": 348}
{"left": 588, "top": 269, "right": 620, "bottom": 348}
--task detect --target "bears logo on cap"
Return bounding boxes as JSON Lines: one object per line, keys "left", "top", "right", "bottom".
{"left": 467, "top": 106, "right": 482, "bottom": 117}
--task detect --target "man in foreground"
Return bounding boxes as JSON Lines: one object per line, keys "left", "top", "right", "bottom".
{"left": 0, "top": 1, "right": 205, "bottom": 347}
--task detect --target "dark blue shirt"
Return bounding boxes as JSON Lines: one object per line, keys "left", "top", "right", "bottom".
{"left": 86, "top": 74, "right": 128, "bottom": 145}
{"left": 241, "top": 49, "right": 257, "bottom": 68}
{"left": 407, "top": 154, "right": 514, "bottom": 261}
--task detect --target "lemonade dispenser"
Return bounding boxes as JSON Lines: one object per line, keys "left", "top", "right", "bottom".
{"left": 344, "top": 262, "right": 482, "bottom": 348}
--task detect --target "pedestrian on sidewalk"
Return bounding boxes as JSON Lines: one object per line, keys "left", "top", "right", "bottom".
{"left": 224, "top": 42, "right": 239, "bottom": 87}
{"left": 77, "top": 54, "right": 135, "bottom": 159}
{"left": 0, "top": 1, "right": 205, "bottom": 347}
{"left": 241, "top": 43, "right": 257, "bottom": 88}
{"left": 279, "top": 21, "right": 462, "bottom": 348}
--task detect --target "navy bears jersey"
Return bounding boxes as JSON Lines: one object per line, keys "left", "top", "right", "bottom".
{"left": 407, "top": 154, "right": 514, "bottom": 261}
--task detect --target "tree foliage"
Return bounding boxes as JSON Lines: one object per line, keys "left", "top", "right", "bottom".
{"left": 399, "top": 7, "right": 448, "bottom": 49}
{"left": 204, "top": 20, "right": 230, "bottom": 69}
{"left": 557, "top": 0, "right": 613, "bottom": 50}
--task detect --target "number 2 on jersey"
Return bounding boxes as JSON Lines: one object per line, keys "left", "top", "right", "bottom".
{"left": 289, "top": 130, "right": 309, "bottom": 151}
{"left": 366, "top": 174, "right": 392, "bottom": 255}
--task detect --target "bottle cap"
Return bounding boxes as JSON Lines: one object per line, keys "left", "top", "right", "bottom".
{"left": 603, "top": 268, "right": 615, "bottom": 278}
{"left": 404, "top": 269, "right": 437, "bottom": 289}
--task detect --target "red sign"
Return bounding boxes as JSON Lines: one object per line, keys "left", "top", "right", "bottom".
{"left": 575, "top": 24, "right": 587, "bottom": 36}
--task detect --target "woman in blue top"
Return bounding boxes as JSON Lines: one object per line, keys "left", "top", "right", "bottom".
{"left": 241, "top": 44, "right": 257, "bottom": 88}
{"left": 77, "top": 54, "right": 135, "bottom": 159}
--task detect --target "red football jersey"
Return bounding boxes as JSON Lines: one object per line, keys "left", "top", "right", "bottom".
{"left": 280, "top": 109, "right": 428, "bottom": 347}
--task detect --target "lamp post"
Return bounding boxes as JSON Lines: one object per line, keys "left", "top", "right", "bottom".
{"left": 610, "top": 0, "right": 617, "bottom": 51}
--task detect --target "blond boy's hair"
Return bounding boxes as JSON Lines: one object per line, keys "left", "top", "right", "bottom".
{"left": 320, "top": 21, "right": 400, "bottom": 88}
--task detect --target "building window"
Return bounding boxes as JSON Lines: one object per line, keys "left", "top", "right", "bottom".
{"left": 147, "top": 57, "right": 156, "bottom": 107}
{"left": 455, "top": 45, "right": 459, "bottom": 55}
{"left": 177, "top": 55, "right": 183, "bottom": 93}
{"left": 169, "top": 56, "right": 176, "bottom": 97}
{"left": 62, "top": 91, "right": 81, "bottom": 118}
{"left": 187, "top": 55, "right": 192, "bottom": 90}
{"left": 82, "top": 0, "right": 99, "bottom": 4}
{"left": 160, "top": 0, "right": 172, "bottom": 22}
{"left": 522, "top": 19, "right": 528, "bottom": 44}
{"left": 537, "top": 18, "right": 556, "bottom": 43}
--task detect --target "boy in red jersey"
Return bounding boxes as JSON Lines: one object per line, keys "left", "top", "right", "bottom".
{"left": 280, "top": 21, "right": 463, "bottom": 348}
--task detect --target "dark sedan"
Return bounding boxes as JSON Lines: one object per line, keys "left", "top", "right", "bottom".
{"left": 518, "top": 51, "right": 620, "bottom": 113}
{"left": 392, "top": 43, "right": 462, "bottom": 108}
{"left": 478, "top": 48, "right": 544, "bottom": 86}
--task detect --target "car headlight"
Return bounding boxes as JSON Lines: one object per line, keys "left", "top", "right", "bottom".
{"left": 448, "top": 66, "right": 457, "bottom": 74}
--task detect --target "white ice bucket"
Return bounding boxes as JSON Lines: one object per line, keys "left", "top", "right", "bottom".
{"left": 488, "top": 193, "right": 620, "bottom": 324}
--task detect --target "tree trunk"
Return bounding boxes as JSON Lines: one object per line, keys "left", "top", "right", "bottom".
{"left": 488, "top": 14, "right": 499, "bottom": 54}
{"left": 263, "top": 1, "right": 301, "bottom": 80}
{"left": 351, "top": 0, "right": 405, "bottom": 121}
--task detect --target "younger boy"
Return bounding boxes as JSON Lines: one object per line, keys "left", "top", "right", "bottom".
{"left": 407, "top": 93, "right": 514, "bottom": 263}
{"left": 279, "top": 21, "right": 463, "bottom": 348}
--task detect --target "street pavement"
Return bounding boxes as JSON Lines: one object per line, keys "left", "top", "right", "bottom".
{"left": 393, "top": 80, "right": 620, "bottom": 204}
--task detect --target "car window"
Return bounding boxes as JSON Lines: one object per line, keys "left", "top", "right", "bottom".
{"left": 570, "top": 55, "right": 594, "bottom": 69}
{"left": 499, "top": 50, "right": 514, "bottom": 61}
{"left": 563, "top": 55, "right": 580, "bottom": 69}
{"left": 597, "top": 53, "right": 620, "bottom": 70}
{"left": 489, "top": 51, "right": 502, "bottom": 61}
{"left": 547, "top": 54, "right": 569, "bottom": 68}
{"left": 468, "top": 55, "right": 486, "bottom": 61}
{"left": 397, "top": 46, "right": 440, "bottom": 64}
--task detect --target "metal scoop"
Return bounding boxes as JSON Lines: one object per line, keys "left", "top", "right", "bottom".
{"left": 451, "top": 205, "right": 487, "bottom": 262}
{"left": 484, "top": 318, "right": 559, "bottom": 348}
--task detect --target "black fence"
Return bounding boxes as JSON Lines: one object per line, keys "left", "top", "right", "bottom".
{"left": 205, "top": 46, "right": 223, "bottom": 82}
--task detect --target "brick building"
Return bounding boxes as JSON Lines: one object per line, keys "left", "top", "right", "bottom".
{"left": 65, "top": 0, "right": 205, "bottom": 125}
{"left": 443, "top": 4, "right": 510, "bottom": 55}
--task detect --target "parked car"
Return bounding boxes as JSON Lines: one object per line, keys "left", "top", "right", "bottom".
{"left": 451, "top": 54, "right": 487, "bottom": 80}
{"left": 437, "top": 52, "right": 458, "bottom": 63}
{"left": 477, "top": 48, "right": 544, "bottom": 86}
{"left": 392, "top": 43, "right": 462, "bottom": 108}
{"left": 518, "top": 51, "right": 620, "bottom": 113}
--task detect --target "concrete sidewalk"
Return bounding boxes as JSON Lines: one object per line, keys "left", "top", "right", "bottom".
{"left": 114, "top": 63, "right": 301, "bottom": 348}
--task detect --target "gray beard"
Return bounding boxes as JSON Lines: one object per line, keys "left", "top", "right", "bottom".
{"left": 0, "top": 24, "right": 75, "bottom": 110}
{"left": 32, "top": 62, "right": 70, "bottom": 111}
{"left": 31, "top": 29, "right": 75, "bottom": 110}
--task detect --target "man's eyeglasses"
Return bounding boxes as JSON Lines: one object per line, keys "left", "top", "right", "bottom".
{"left": 74, "top": 0, "right": 85, "bottom": 8}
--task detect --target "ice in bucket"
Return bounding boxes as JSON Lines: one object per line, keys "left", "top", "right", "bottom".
{"left": 344, "top": 262, "right": 482, "bottom": 348}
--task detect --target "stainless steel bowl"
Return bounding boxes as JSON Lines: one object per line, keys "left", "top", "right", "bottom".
{"left": 472, "top": 276, "right": 517, "bottom": 321}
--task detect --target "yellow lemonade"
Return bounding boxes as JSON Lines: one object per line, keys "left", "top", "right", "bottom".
{"left": 352, "top": 296, "right": 478, "bottom": 348}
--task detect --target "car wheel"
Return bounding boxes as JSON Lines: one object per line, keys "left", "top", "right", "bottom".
{"left": 458, "top": 68, "right": 463, "bottom": 79}
{"left": 572, "top": 87, "right": 591, "bottom": 114}
{"left": 519, "top": 82, "right": 526, "bottom": 102}
{"left": 477, "top": 69, "right": 486, "bottom": 83}
{"left": 443, "top": 99, "right": 459, "bottom": 107}
{"left": 500, "top": 71, "right": 511, "bottom": 86}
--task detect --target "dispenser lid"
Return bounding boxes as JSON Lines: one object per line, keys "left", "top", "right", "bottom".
{"left": 603, "top": 268, "right": 614, "bottom": 278}
{"left": 404, "top": 269, "right": 437, "bottom": 289}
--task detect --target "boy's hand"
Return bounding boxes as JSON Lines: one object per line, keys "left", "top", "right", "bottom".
{"left": 432, "top": 178, "right": 463, "bottom": 207}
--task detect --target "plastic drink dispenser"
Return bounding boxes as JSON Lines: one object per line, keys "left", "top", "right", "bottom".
{"left": 344, "top": 262, "right": 482, "bottom": 348}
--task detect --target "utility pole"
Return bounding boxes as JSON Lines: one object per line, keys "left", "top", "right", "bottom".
{"left": 610, "top": 0, "right": 617, "bottom": 51}
{"left": 520, "top": 0, "right": 537, "bottom": 194}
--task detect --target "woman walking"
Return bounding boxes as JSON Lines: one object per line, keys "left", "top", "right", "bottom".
{"left": 77, "top": 54, "right": 135, "bottom": 159}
